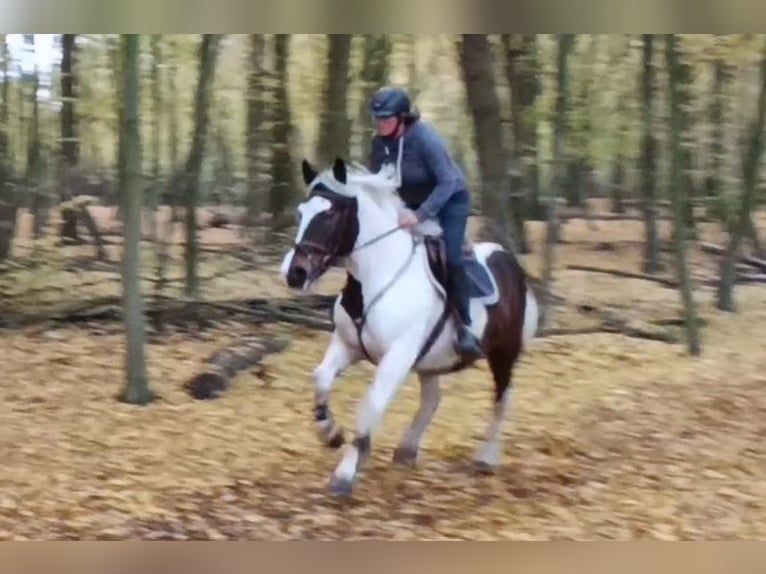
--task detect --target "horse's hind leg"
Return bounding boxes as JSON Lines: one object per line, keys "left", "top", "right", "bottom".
{"left": 313, "top": 330, "right": 360, "bottom": 449}
{"left": 475, "top": 345, "right": 519, "bottom": 472}
{"left": 392, "top": 374, "right": 441, "bottom": 467}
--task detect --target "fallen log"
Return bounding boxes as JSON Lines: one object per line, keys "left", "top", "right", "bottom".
{"left": 698, "top": 241, "right": 766, "bottom": 272}
{"left": 539, "top": 324, "right": 678, "bottom": 344}
{"left": 184, "top": 335, "right": 290, "bottom": 399}
{"left": 566, "top": 264, "right": 679, "bottom": 288}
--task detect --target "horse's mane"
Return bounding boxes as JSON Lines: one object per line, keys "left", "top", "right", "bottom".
{"left": 309, "top": 161, "right": 443, "bottom": 236}
{"left": 311, "top": 162, "right": 400, "bottom": 204}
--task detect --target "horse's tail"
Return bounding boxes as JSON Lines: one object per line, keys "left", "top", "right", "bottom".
{"left": 522, "top": 285, "right": 539, "bottom": 350}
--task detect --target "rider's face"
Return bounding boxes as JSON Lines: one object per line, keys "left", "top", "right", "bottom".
{"left": 376, "top": 117, "right": 400, "bottom": 137}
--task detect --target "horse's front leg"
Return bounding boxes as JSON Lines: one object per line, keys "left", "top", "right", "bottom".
{"left": 328, "top": 332, "right": 423, "bottom": 497}
{"left": 313, "top": 330, "right": 360, "bottom": 449}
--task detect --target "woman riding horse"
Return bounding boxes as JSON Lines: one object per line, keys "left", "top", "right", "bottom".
{"left": 367, "top": 86, "right": 483, "bottom": 361}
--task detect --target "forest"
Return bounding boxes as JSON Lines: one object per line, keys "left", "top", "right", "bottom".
{"left": 0, "top": 34, "right": 764, "bottom": 540}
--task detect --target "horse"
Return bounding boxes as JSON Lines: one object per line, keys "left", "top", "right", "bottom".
{"left": 280, "top": 157, "right": 539, "bottom": 497}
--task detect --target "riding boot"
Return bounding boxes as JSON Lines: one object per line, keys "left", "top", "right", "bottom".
{"left": 448, "top": 264, "right": 484, "bottom": 362}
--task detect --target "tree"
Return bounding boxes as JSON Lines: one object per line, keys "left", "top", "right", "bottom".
{"left": 356, "top": 35, "right": 391, "bottom": 159}
{"left": 147, "top": 34, "right": 162, "bottom": 243}
{"left": 182, "top": 34, "right": 222, "bottom": 300}
{"left": 540, "top": 34, "right": 575, "bottom": 329}
{"left": 665, "top": 34, "right": 701, "bottom": 356}
{"left": 60, "top": 34, "right": 79, "bottom": 202}
{"left": 501, "top": 34, "right": 537, "bottom": 252}
{"left": 716, "top": 39, "right": 766, "bottom": 312}
{"left": 0, "top": 34, "right": 15, "bottom": 261}
{"left": 315, "top": 34, "right": 353, "bottom": 165}
{"left": 640, "top": 34, "right": 661, "bottom": 274}
{"left": 118, "top": 34, "right": 153, "bottom": 405}
{"left": 458, "top": 34, "right": 517, "bottom": 252}
{"left": 245, "top": 34, "right": 267, "bottom": 235}
{"left": 269, "top": 34, "right": 295, "bottom": 230}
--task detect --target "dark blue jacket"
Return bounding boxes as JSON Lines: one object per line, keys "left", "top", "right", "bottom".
{"left": 369, "top": 120, "right": 468, "bottom": 222}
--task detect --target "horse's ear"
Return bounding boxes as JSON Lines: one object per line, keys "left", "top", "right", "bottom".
{"left": 302, "top": 159, "right": 318, "bottom": 185}
{"left": 332, "top": 157, "right": 347, "bottom": 185}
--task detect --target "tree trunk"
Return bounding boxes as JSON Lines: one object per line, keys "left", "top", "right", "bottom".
{"left": 153, "top": 37, "right": 180, "bottom": 332}
{"left": 705, "top": 49, "right": 730, "bottom": 197}
{"left": 501, "top": 34, "right": 537, "bottom": 252}
{"left": 245, "top": 34, "right": 267, "bottom": 236}
{"left": 269, "top": 34, "right": 296, "bottom": 231}
{"left": 60, "top": 34, "right": 78, "bottom": 203}
{"left": 0, "top": 34, "right": 15, "bottom": 261}
{"left": 665, "top": 34, "right": 701, "bottom": 356}
{"left": 565, "top": 36, "right": 599, "bottom": 209}
{"left": 540, "top": 34, "right": 574, "bottom": 329}
{"left": 118, "top": 34, "right": 153, "bottom": 405}
{"left": 356, "top": 35, "right": 391, "bottom": 160}
{"left": 316, "top": 34, "right": 353, "bottom": 165}
{"left": 458, "top": 34, "right": 516, "bottom": 252}
{"left": 183, "top": 34, "right": 222, "bottom": 300}
{"left": 717, "top": 41, "right": 766, "bottom": 312}
{"left": 640, "top": 34, "right": 661, "bottom": 274}
{"left": 148, "top": 34, "right": 162, "bottom": 243}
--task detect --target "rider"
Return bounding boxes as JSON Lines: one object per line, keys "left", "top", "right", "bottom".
{"left": 368, "top": 86, "right": 483, "bottom": 362}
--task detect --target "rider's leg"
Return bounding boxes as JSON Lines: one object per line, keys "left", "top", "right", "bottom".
{"left": 438, "top": 191, "right": 483, "bottom": 360}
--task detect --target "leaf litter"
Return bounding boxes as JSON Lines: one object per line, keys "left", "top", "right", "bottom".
{"left": 0, "top": 214, "right": 765, "bottom": 539}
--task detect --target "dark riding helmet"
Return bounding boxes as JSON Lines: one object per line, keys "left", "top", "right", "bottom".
{"left": 370, "top": 86, "right": 411, "bottom": 120}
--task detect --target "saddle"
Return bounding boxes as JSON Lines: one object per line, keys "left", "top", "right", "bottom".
{"left": 422, "top": 235, "right": 494, "bottom": 301}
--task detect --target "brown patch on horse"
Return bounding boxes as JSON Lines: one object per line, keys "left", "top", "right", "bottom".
{"left": 482, "top": 249, "right": 528, "bottom": 401}
{"left": 336, "top": 272, "right": 364, "bottom": 325}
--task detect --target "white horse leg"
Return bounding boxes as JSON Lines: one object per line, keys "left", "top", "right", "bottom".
{"left": 475, "top": 348, "right": 517, "bottom": 471}
{"left": 329, "top": 333, "right": 423, "bottom": 496}
{"left": 392, "top": 374, "right": 441, "bottom": 467}
{"left": 475, "top": 387, "right": 514, "bottom": 469}
{"left": 313, "top": 330, "right": 360, "bottom": 449}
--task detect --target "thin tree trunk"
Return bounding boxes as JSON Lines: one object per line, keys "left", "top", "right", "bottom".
{"left": 705, "top": 48, "right": 729, "bottom": 197}
{"left": 118, "top": 34, "right": 153, "bottom": 405}
{"left": 0, "top": 34, "right": 15, "bottom": 261}
{"left": 269, "top": 34, "right": 295, "bottom": 231}
{"left": 458, "top": 34, "right": 516, "bottom": 252}
{"left": 23, "top": 61, "right": 42, "bottom": 250}
{"left": 356, "top": 35, "right": 391, "bottom": 160}
{"left": 316, "top": 34, "right": 353, "bottom": 165}
{"left": 60, "top": 34, "right": 78, "bottom": 203}
{"left": 640, "top": 34, "right": 661, "bottom": 274}
{"left": 183, "top": 34, "right": 222, "bottom": 300}
{"left": 148, "top": 34, "right": 162, "bottom": 243}
{"left": 245, "top": 34, "right": 267, "bottom": 237}
{"left": 501, "top": 34, "right": 535, "bottom": 253}
{"left": 665, "top": 34, "right": 701, "bottom": 356}
{"left": 717, "top": 42, "right": 766, "bottom": 312}
{"left": 153, "top": 37, "right": 180, "bottom": 332}
{"left": 540, "top": 34, "right": 574, "bottom": 329}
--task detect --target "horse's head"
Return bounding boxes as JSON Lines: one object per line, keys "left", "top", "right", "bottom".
{"left": 281, "top": 158, "right": 362, "bottom": 290}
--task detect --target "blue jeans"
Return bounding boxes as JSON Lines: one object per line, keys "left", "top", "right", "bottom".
{"left": 437, "top": 189, "right": 470, "bottom": 268}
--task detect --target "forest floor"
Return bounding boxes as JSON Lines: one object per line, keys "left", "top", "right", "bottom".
{"left": 0, "top": 201, "right": 765, "bottom": 540}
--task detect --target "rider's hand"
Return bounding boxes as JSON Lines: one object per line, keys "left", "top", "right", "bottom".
{"left": 398, "top": 209, "right": 420, "bottom": 229}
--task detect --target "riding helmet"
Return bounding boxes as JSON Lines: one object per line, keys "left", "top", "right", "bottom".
{"left": 370, "top": 86, "right": 411, "bottom": 120}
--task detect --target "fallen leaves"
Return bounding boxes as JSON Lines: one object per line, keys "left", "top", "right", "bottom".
{"left": 1, "top": 208, "right": 765, "bottom": 539}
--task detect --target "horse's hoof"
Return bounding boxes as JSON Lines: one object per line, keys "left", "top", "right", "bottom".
{"left": 317, "top": 423, "right": 345, "bottom": 449}
{"left": 326, "top": 428, "right": 345, "bottom": 449}
{"left": 474, "top": 460, "right": 498, "bottom": 475}
{"left": 392, "top": 446, "right": 418, "bottom": 467}
{"left": 328, "top": 476, "right": 354, "bottom": 498}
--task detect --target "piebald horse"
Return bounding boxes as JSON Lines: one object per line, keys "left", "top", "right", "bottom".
{"left": 280, "top": 158, "right": 538, "bottom": 497}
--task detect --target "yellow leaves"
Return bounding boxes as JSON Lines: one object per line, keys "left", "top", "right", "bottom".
{"left": 0, "top": 208, "right": 765, "bottom": 540}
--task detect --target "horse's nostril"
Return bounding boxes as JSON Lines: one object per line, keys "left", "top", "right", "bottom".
{"left": 287, "top": 266, "right": 308, "bottom": 288}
